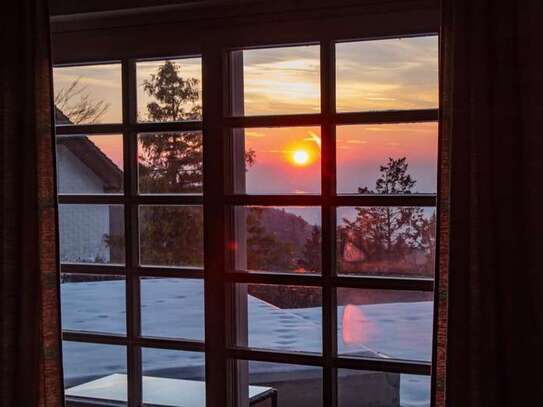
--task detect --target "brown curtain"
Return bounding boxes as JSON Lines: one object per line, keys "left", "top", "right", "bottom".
{"left": 440, "top": 0, "right": 543, "bottom": 406}
{"left": 0, "top": 0, "right": 63, "bottom": 406}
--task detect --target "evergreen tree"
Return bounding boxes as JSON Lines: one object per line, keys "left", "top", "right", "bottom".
{"left": 298, "top": 225, "right": 321, "bottom": 272}
{"left": 139, "top": 60, "right": 202, "bottom": 194}
{"left": 340, "top": 157, "right": 433, "bottom": 269}
{"left": 138, "top": 61, "right": 267, "bottom": 268}
{"left": 246, "top": 208, "right": 295, "bottom": 272}
{"left": 138, "top": 61, "right": 204, "bottom": 265}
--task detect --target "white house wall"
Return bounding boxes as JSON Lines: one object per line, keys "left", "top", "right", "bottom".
{"left": 59, "top": 204, "right": 111, "bottom": 264}
{"left": 57, "top": 143, "right": 108, "bottom": 194}
{"left": 57, "top": 143, "right": 114, "bottom": 263}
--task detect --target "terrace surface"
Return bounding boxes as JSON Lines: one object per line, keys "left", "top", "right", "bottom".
{"left": 62, "top": 278, "right": 432, "bottom": 406}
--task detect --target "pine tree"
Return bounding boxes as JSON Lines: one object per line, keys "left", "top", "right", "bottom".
{"left": 246, "top": 208, "right": 295, "bottom": 272}
{"left": 340, "top": 157, "right": 430, "bottom": 267}
{"left": 139, "top": 60, "right": 203, "bottom": 194}
{"left": 138, "top": 61, "right": 204, "bottom": 266}
{"left": 298, "top": 225, "right": 321, "bottom": 272}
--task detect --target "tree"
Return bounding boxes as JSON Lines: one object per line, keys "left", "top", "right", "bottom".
{"left": 138, "top": 61, "right": 258, "bottom": 267}
{"left": 137, "top": 61, "right": 205, "bottom": 266}
{"left": 339, "top": 157, "right": 434, "bottom": 273}
{"left": 142, "top": 60, "right": 201, "bottom": 122}
{"left": 246, "top": 208, "right": 295, "bottom": 272}
{"left": 138, "top": 61, "right": 202, "bottom": 194}
{"left": 139, "top": 205, "right": 203, "bottom": 267}
{"left": 298, "top": 225, "right": 321, "bottom": 272}
{"left": 138, "top": 60, "right": 255, "bottom": 193}
{"left": 54, "top": 78, "right": 109, "bottom": 124}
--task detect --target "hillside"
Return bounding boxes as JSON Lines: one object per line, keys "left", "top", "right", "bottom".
{"left": 256, "top": 207, "right": 314, "bottom": 258}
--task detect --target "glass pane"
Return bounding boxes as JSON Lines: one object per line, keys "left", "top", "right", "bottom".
{"left": 138, "top": 132, "right": 203, "bottom": 194}
{"left": 232, "top": 127, "right": 321, "bottom": 194}
{"left": 53, "top": 63, "right": 122, "bottom": 124}
{"left": 337, "top": 288, "right": 433, "bottom": 361}
{"left": 61, "top": 274, "right": 125, "bottom": 334}
{"left": 236, "top": 284, "right": 322, "bottom": 353}
{"left": 59, "top": 204, "right": 125, "bottom": 265}
{"left": 336, "top": 36, "right": 438, "bottom": 112}
{"left": 338, "top": 370, "right": 430, "bottom": 407}
{"left": 141, "top": 278, "right": 204, "bottom": 340}
{"left": 337, "top": 207, "right": 435, "bottom": 278}
{"left": 336, "top": 123, "right": 438, "bottom": 194}
{"left": 63, "top": 341, "right": 127, "bottom": 405}
{"left": 136, "top": 58, "right": 202, "bottom": 122}
{"left": 232, "top": 45, "right": 320, "bottom": 116}
{"left": 57, "top": 134, "right": 123, "bottom": 194}
{"left": 139, "top": 205, "right": 203, "bottom": 268}
{"left": 142, "top": 348, "right": 205, "bottom": 407}
{"left": 232, "top": 206, "right": 321, "bottom": 274}
{"left": 238, "top": 360, "right": 322, "bottom": 406}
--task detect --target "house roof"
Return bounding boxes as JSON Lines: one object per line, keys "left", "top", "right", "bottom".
{"left": 55, "top": 107, "right": 123, "bottom": 192}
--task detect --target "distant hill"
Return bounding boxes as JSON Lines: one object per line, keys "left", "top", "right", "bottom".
{"left": 256, "top": 207, "right": 315, "bottom": 258}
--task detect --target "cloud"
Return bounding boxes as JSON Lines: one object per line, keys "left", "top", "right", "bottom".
{"left": 335, "top": 35, "right": 438, "bottom": 111}
{"left": 245, "top": 130, "right": 266, "bottom": 138}
{"left": 235, "top": 36, "right": 437, "bottom": 115}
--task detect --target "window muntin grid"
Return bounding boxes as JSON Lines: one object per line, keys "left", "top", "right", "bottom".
{"left": 54, "top": 33, "right": 438, "bottom": 407}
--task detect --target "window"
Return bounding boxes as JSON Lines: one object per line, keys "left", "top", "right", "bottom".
{"left": 54, "top": 58, "right": 205, "bottom": 406}
{"left": 223, "top": 37, "right": 437, "bottom": 406}
{"left": 53, "top": 13, "right": 439, "bottom": 407}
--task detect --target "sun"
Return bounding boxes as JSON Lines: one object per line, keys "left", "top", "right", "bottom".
{"left": 292, "top": 149, "right": 310, "bottom": 166}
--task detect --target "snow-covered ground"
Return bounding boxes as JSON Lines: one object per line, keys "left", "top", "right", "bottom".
{"left": 61, "top": 278, "right": 432, "bottom": 406}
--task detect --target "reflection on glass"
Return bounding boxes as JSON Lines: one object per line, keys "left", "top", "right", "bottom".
{"left": 232, "top": 206, "right": 321, "bottom": 274}
{"left": 232, "top": 127, "right": 321, "bottom": 194}
{"left": 337, "top": 288, "right": 433, "bottom": 361}
{"left": 238, "top": 360, "right": 322, "bottom": 406}
{"left": 338, "top": 369, "right": 430, "bottom": 407}
{"left": 136, "top": 58, "right": 202, "bottom": 122}
{"left": 139, "top": 205, "right": 203, "bottom": 268}
{"left": 138, "top": 132, "right": 203, "bottom": 194}
{"left": 141, "top": 278, "right": 204, "bottom": 340}
{"left": 61, "top": 274, "right": 125, "bottom": 334}
{"left": 142, "top": 348, "right": 205, "bottom": 407}
{"left": 337, "top": 207, "right": 435, "bottom": 278}
{"left": 53, "top": 63, "right": 122, "bottom": 124}
{"left": 336, "top": 123, "right": 438, "bottom": 194}
{"left": 63, "top": 341, "right": 127, "bottom": 405}
{"left": 236, "top": 284, "right": 322, "bottom": 353}
{"left": 336, "top": 36, "right": 438, "bottom": 112}
{"left": 57, "top": 134, "right": 124, "bottom": 194}
{"left": 233, "top": 45, "right": 320, "bottom": 116}
{"left": 58, "top": 204, "right": 125, "bottom": 265}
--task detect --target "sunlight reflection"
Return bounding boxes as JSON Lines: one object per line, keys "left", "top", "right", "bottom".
{"left": 342, "top": 304, "right": 375, "bottom": 345}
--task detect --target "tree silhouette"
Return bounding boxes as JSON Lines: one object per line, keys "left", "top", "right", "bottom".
{"left": 339, "top": 157, "right": 435, "bottom": 275}
{"left": 137, "top": 61, "right": 205, "bottom": 266}
{"left": 298, "top": 225, "right": 322, "bottom": 272}
{"left": 54, "top": 78, "right": 109, "bottom": 124}
{"left": 138, "top": 61, "right": 202, "bottom": 194}
{"left": 138, "top": 61, "right": 262, "bottom": 267}
{"left": 246, "top": 208, "right": 295, "bottom": 272}
{"left": 139, "top": 205, "right": 203, "bottom": 267}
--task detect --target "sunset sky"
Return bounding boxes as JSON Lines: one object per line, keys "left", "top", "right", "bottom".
{"left": 53, "top": 35, "right": 438, "bottom": 220}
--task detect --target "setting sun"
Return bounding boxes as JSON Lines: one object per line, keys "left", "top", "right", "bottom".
{"left": 292, "top": 149, "right": 310, "bottom": 166}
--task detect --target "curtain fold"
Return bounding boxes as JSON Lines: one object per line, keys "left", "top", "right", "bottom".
{"left": 1, "top": 0, "right": 63, "bottom": 406}
{"left": 441, "top": 0, "right": 543, "bottom": 405}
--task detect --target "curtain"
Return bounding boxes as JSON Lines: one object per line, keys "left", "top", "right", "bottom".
{"left": 440, "top": 1, "right": 543, "bottom": 406}
{"left": 0, "top": 0, "right": 63, "bottom": 406}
